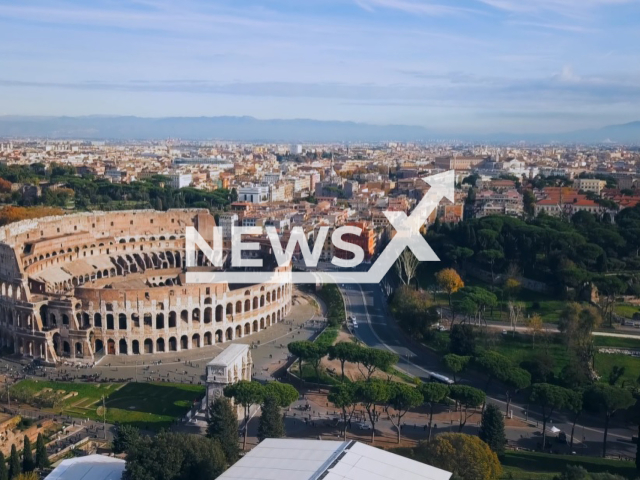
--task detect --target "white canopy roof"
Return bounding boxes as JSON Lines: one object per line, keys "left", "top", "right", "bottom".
{"left": 217, "top": 439, "right": 451, "bottom": 480}
{"left": 46, "top": 454, "right": 125, "bottom": 480}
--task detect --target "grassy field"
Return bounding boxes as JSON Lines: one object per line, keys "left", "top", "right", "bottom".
{"left": 487, "top": 335, "right": 572, "bottom": 375}
{"left": 11, "top": 380, "right": 204, "bottom": 429}
{"left": 500, "top": 450, "right": 636, "bottom": 479}
{"left": 615, "top": 304, "right": 640, "bottom": 319}
{"left": 594, "top": 352, "right": 640, "bottom": 387}
{"left": 101, "top": 382, "right": 204, "bottom": 429}
{"left": 594, "top": 335, "right": 640, "bottom": 349}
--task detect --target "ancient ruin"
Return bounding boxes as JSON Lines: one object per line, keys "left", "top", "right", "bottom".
{"left": 0, "top": 209, "right": 292, "bottom": 363}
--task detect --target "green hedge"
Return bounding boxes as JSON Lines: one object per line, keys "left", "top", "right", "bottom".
{"left": 315, "top": 327, "right": 339, "bottom": 349}
{"left": 316, "top": 284, "right": 346, "bottom": 327}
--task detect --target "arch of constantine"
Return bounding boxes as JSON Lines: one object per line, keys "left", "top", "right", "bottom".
{"left": 0, "top": 209, "right": 292, "bottom": 363}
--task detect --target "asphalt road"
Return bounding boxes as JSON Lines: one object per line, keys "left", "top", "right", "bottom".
{"left": 341, "top": 282, "right": 638, "bottom": 458}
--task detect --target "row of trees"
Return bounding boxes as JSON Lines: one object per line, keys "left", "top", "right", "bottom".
{"left": 222, "top": 380, "right": 298, "bottom": 450}
{"left": 288, "top": 339, "right": 399, "bottom": 383}
{"left": 0, "top": 433, "right": 49, "bottom": 480}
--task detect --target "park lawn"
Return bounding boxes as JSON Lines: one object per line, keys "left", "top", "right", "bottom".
{"left": 594, "top": 335, "right": 640, "bottom": 349}
{"left": 500, "top": 450, "right": 636, "bottom": 479}
{"left": 10, "top": 380, "right": 204, "bottom": 429}
{"left": 483, "top": 334, "right": 572, "bottom": 375}
{"left": 100, "top": 382, "right": 205, "bottom": 429}
{"left": 615, "top": 304, "right": 640, "bottom": 319}
{"left": 594, "top": 352, "right": 640, "bottom": 386}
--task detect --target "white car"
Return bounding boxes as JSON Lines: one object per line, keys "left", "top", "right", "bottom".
{"left": 358, "top": 423, "right": 371, "bottom": 430}
{"left": 352, "top": 320, "right": 358, "bottom": 329}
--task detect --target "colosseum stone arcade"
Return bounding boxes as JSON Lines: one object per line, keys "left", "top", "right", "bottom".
{"left": 0, "top": 209, "right": 292, "bottom": 363}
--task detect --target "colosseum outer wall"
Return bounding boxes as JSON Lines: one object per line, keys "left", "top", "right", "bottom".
{"left": 0, "top": 209, "right": 292, "bottom": 363}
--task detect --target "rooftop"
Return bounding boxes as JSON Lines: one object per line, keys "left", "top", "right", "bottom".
{"left": 216, "top": 438, "right": 451, "bottom": 480}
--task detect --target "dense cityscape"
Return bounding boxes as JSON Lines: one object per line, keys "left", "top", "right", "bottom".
{"left": 3, "top": 0, "right": 640, "bottom": 478}
{"left": 0, "top": 139, "right": 640, "bottom": 480}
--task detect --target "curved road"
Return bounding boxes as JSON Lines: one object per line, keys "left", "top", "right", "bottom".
{"left": 340, "top": 282, "right": 637, "bottom": 458}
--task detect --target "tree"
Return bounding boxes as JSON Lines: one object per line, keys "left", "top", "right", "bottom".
{"left": 507, "top": 301, "right": 524, "bottom": 335}
{"left": 559, "top": 303, "right": 602, "bottom": 373}
{"left": 305, "top": 343, "right": 328, "bottom": 381}
{"left": 448, "top": 385, "right": 485, "bottom": 431}
{"left": 419, "top": 382, "right": 449, "bottom": 441}
{"left": 262, "top": 382, "right": 298, "bottom": 408}
{"left": 503, "top": 278, "right": 521, "bottom": 301}
{"left": 258, "top": 394, "right": 285, "bottom": 442}
{"left": 390, "top": 286, "right": 439, "bottom": 338}
{"left": 529, "top": 383, "right": 569, "bottom": 451}
{"left": 503, "top": 367, "right": 531, "bottom": 416}
{"left": 413, "top": 433, "right": 502, "bottom": 480}
{"left": 8, "top": 444, "right": 20, "bottom": 480}
{"left": 288, "top": 341, "right": 327, "bottom": 381}
{"left": 594, "top": 276, "right": 626, "bottom": 327}
{"left": 328, "top": 383, "right": 358, "bottom": 440}
{"left": 449, "top": 324, "right": 477, "bottom": 356}
{"left": 123, "top": 432, "right": 226, "bottom": 480}
{"left": 394, "top": 248, "right": 420, "bottom": 286}
{"left": 287, "top": 341, "right": 309, "bottom": 378}
{"left": 354, "top": 380, "right": 390, "bottom": 445}
{"left": 479, "top": 404, "right": 506, "bottom": 456}
{"left": 356, "top": 348, "right": 398, "bottom": 381}
{"left": 583, "top": 384, "right": 634, "bottom": 457}
{"left": 21, "top": 436, "right": 34, "bottom": 473}
{"left": 207, "top": 397, "right": 239, "bottom": 465}
{"left": 34, "top": 433, "right": 49, "bottom": 470}
{"left": 0, "top": 452, "right": 7, "bottom": 480}
{"left": 565, "top": 389, "right": 584, "bottom": 453}
{"left": 436, "top": 268, "right": 465, "bottom": 313}
{"left": 112, "top": 424, "right": 140, "bottom": 455}
{"left": 608, "top": 366, "right": 626, "bottom": 386}
{"left": 224, "top": 380, "right": 264, "bottom": 450}
{"left": 473, "top": 351, "right": 512, "bottom": 394}
{"left": 527, "top": 314, "right": 544, "bottom": 347}
{"left": 442, "top": 354, "right": 470, "bottom": 383}
{"left": 328, "top": 342, "right": 361, "bottom": 381}
{"left": 477, "top": 249, "right": 504, "bottom": 284}
{"left": 385, "top": 383, "right": 423, "bottom": 444}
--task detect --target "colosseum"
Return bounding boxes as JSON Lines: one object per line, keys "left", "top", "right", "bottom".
{"left": 0, "top": 209, "right": 292, "bottom": 363}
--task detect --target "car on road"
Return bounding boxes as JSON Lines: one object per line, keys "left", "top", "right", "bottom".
{"left": 352, "top": 319, "right": 358, "bottom": 328}
{"left": 358, "top": 422, "right": 371, "bottom": 430}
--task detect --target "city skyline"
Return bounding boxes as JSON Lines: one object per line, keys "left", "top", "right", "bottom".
{"left": 1, "top": 0, "right": 640, "bottom": 134}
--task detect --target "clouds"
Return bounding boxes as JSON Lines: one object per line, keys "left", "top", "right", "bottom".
{"left": 0, "top": 0, "right": 639, "bottom": 132}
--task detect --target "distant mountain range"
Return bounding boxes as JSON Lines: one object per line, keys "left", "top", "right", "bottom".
{"left": 0, "top": 115, "right": 639, "bottom": 143}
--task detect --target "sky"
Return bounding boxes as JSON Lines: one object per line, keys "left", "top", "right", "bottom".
{"left": 1, "top": 0, "right": 640, "bottom": 134}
